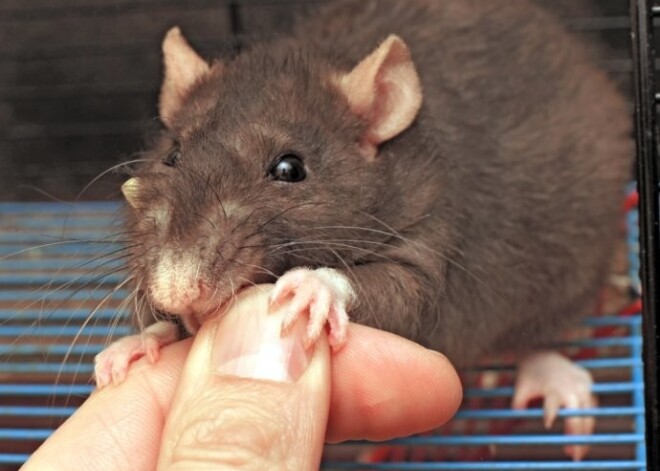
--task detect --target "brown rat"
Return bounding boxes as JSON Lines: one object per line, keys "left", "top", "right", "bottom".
{"left": 95, "top": 0, "right": 631, "bottom": 456}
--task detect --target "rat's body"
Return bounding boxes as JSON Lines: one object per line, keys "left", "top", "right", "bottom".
{"left": 96, "top": 0, "right": 630, "bottom": 454}
{"left": 284, "top": 1, "right": 631, "bottom": 365}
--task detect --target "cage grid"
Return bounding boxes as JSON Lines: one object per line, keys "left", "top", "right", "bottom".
{"left": 0, "top": 0, "right": 659, "bottom": 470}
{"left": 0, "top": 200, "right": 648, "bottom": 468}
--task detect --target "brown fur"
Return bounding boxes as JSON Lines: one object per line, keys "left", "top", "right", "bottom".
{"left": 124, "top": 0, "right": 632, "bottom": 367}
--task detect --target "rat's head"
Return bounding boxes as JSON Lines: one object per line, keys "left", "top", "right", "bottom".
{"left": 123, "top": 27, "right": 422, "bottom": 330}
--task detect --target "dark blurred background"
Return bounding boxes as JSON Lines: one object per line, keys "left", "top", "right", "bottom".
{"left": 0, "top": 0, "right": 633, "bottom": 201}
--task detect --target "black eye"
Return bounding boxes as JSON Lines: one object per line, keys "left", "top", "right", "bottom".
{"left": 269, "top": 154, "right": 306, "bottom": 182}
{"left": 164, "top": 147, "right": 181, "bottom": 167}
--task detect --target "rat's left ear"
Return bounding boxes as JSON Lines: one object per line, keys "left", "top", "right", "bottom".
{"left": 160, "top": 27, "right": 213, "bottom": 128}
{"left": 337, "top": 35, "right": 422, "bottom": 160}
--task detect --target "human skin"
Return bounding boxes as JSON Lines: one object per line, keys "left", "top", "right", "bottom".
{"left": 22, "top": 286, "right": 462, "bottom": 470}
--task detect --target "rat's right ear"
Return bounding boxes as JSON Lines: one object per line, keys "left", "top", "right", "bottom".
{"left": 159, "top": 27, "right": 213, "bottom": 128}
{"left": 122, "top": 178, "right": 141, "bottom": 209}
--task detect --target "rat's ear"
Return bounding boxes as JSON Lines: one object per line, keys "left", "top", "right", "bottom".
{"left": 159, "top": 27, "right": 212, "bottom": 128}
{"left": 337, "top": 35, "right": 422, "bottom": 160}
{"left": 121, "top": 177, "right": 141, "bottom": 209}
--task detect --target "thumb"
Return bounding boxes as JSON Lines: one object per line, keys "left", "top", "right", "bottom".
{"left": 158, "top": 285, "right": 331, "bottom": 470}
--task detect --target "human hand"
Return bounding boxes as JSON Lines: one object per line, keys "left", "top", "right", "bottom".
{"left": 22, "top": 285, "right": 462, "bottom": 470}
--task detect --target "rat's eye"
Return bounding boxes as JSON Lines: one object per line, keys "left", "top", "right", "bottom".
{"left": 269, "top": 154, "right": 306, "bottom": 182}
{"left": 163, "top": 147, "right": 181, "bottom": 167}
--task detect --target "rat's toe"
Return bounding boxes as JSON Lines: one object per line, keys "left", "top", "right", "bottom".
{"left": 327, "top": 304, "right": 349, "bottom": 349}
{"left": 565, "top": 444, "right": 589, "bottom": 462}
{"left": 563, "top": 393, "right": 596, "bottom": 461}
{"left": 542, "top": 392, "right": 563, "bottom": 429}
{"left": 305, "top": 288, "right": 332, "bottom": 342}
{"left": 145, "top": 338, "right": 161, "bottom": 363}
{"left": 270, "top": 268, "right": 311, "bottom": 308}
{"left": 93, "top": 321, "right": 179, "bottom": 387}
{"left": 111, "top": 362, "right": 129, "bottom": 386}
{"left": 95, "top": 339, "right": 141, "bottom": 387}
{"left": 274, "top": 267, "right": 353, "bottom": 348}
{"left": 93, "top": 357, "right": 112, "bottom": 389}
{"left": 514, "top": 350, "right": 596, "bottom": 461}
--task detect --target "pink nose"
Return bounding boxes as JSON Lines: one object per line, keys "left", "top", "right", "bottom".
{"left": 150, "top": 279, "right": 213, "bottom": 316}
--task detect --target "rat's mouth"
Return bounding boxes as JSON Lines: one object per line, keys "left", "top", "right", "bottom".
{"left": 192, "top": 282, "right": 252, "bottom": 323}
{"left": 215, "top": 283, "right": 253, "bottom": 311}
{"left": 152, "top": 283, "right": 253, "bottom": 334}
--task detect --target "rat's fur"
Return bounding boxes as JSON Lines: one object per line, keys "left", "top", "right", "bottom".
{"left": 125, "top": 0, "right": 631, "bottom": 367}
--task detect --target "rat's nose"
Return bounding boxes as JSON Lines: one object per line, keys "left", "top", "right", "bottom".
{"left": 149, "top": 250, "right": 214, "bottom": 316}
{"left": 150, "top": 280, "right": 215, "bottom": 317}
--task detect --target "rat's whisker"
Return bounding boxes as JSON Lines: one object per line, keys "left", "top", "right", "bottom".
{"left": 229, "top": 260, "right": 279, "bottom": 280}
{"left": 74, "top": 158, "right": 157, "bottom": 202}
{"left": 235, "top": 277, "right": 272, "bottom": 297}
{"left": 317, "top": 244, "right": 375, "bottom": 324}
{"left": 230, "top": 207, "right": 260, "bottom": 236}
{"left": 16, "top": 185, "right": 70, "bottom": 203}
{"left": 1, "top": 252, "right": 135, "bottom": 335}
{"left": 310, "top": 223, "right": 503, "bottom": 301}
{"left": 242, "top": 201, "right": 330, "bottom": 241}
{"left": 264, "top": 239, "right": 397, "bottom": 264}
{"left": 0, "top": 239, "right": 130, "bottom": 262}
{"left": 58, "top": 276, "right": 135, "bottom": 389}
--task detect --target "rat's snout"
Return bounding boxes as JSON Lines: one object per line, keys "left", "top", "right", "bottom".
{"left": 141, "top": 198, "right": 269, "bottom": 319}
{"left": 148, "top": 248, "right": 214, "bottom": 316}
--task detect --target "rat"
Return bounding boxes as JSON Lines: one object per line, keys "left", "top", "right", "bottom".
{"left": 94, "top": 0, "right": 632, "bottom": 459}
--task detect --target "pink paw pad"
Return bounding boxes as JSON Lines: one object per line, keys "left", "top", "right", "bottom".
{"left": 512, "top": 351, "right": 596, "bottom": 461}
{"left": 269, "top": 268, "right": 355, "bottom": 350}
{"left": 94, "top": 321, "right": 179, "bottom": 389}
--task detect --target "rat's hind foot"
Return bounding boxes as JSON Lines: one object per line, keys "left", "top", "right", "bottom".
{"left": 94, "top": 321, "right": 179, "bottom": 389}
{"left": 269, "top": 267, "right": 355, "bottom": 350}
{"left": 512, "top": 350, "right": 596, "bottom": 461}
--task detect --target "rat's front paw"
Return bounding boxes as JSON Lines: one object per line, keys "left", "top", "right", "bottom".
{"left": 269, "top": 267, "right": 355, "bottom": 350}
{"left": 512, "top": 351, "right": 596, "bottom": 461}
{"left": 94, "top": 321, "right": 179, "bottom": 388}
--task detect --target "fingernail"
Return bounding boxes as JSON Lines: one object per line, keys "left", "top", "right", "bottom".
{"left": 214, "top": 294, "right": 312, "bottom": 382}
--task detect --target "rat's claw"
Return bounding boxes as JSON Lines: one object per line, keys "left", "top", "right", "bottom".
{"left": 563, "top": 392, "right": 597, "bottom": 461}
{"left": 269, "top": 270, "right": 308, "bottom": 309}
{"left": 542, "top": 392, "right": 562, "bottom": 429}
{"left": 281, "top": 308, "right": 300, "bottom": 334}
{"left": 513, "top": 351, "right": 596, "bottom": 461}
{"left": 95, "top": 338, "right": 139, "bottom": 389}
{"left": 326, "top": 303, "right": 349, "bottom": 347}
{"left": 94, "top": 321, "right": 179, "bottom": 389}
{"left": 306, "top": 287, "right": 332, "bottom": 342}
{"left": 272, "top": 267, "right": 354, "bottom": 350}
{"left": 280, "top": 282, "right": 316, "bottom": 333}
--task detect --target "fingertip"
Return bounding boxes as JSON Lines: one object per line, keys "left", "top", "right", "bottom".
{"left": 429, "top": 349, "right": 463, "bottom": 414}
{"left": 326, "top": 324, "right": 462, "bottom": 442}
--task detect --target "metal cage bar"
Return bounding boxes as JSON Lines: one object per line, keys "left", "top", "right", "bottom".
{"left": 631, "top": 0, "right": 660, "bottom": 470}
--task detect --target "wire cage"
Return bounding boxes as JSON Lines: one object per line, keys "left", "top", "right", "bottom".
{"left": 0, "top": 1, "right": 658, "bottom": 470}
